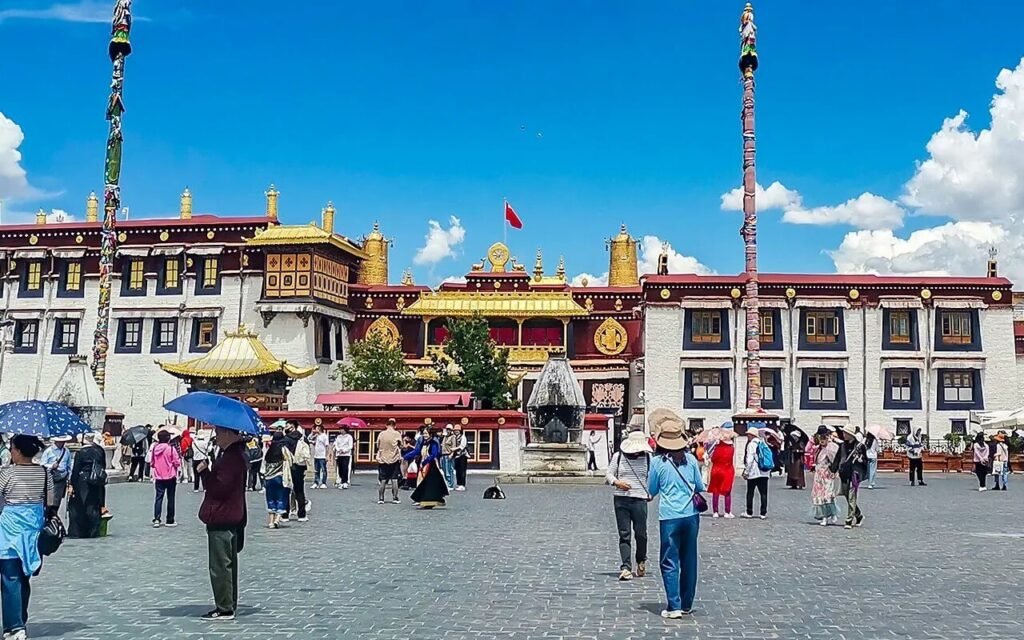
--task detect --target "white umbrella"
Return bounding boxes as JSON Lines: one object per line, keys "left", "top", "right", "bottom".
{"left": 867, "top": 424, "right": 893, "bottom": 440}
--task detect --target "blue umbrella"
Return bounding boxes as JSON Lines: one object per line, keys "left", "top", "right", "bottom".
{"left": 0, "top": 400, "right": 95, "bottom": 439}
{"left": 164, "top": 392, "right": 265, "bottom": 435}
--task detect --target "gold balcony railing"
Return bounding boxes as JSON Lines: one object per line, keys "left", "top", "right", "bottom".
{"left": 425, "top": 344, "right": 565, "bottom": 363}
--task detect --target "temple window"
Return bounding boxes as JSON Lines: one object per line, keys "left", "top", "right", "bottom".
{"left": 488, "top": 320, "right": 518, "bottom": 346}
{"left": 191, "top": 318, "right": 218, "bottom": 353}
{"left": 195, "top": 257, "right": 221, "bottom": 295}
{"left": 116, "top": 319, "right": 143, "bottom": 353}
{"left": 463, "top": 430, "right": 493, "bottom": 464}
{"left": 691, "top": 311, "right": 722, "bottom": 344}
{"left": 158, "top": 257, "right": 182, "bottom": 294}
{"left": 805, "top": 311, "right": 839, "bottom": 344}
{"left": 521, "top": 319, "right": 563, "bottom": 347}
{"left": 52, "top": 319, "right": 80, "bottom": 354}
{"left": 758, "top": 312, "right": 773, "bottom": 343}
{"left": 940, "top": 311, "right": 971, "bottom": 345}
{"left": 152, "top": 319, "right": 178, "bottom": 353}
{"left": 19, "top": 261, "right": 43, "bottom": 298}
{"left": 65, "top": 262, "right": 81, "bottom": 292}
{"left": 13, "top": 320, "right": 39, "bottom": 353}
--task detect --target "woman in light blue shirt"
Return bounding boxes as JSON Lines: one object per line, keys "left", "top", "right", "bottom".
{"left": 648, "top": 426, "right": 704, "bottom": 619}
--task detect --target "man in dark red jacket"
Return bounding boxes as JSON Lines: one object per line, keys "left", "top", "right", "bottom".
{"left": 197, "top": 426, "right": 248, "bottom": 621}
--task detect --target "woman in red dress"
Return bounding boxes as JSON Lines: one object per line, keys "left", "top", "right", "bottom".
{"left": 707, "top": 423, "right": 737, "bottom": 518}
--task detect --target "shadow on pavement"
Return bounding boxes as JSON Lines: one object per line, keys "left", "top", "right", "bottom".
{"left": 156, "top": 604, "right": 261, "bottom": 618}
{"left": 33, "top": 621, "right": 89, "bottom": 638}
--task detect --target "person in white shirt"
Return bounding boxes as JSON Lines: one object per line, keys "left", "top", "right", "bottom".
{"left": 333, "top": 427, "right": 354, "bottom": 489}
{"left": 742, "top": 428, "right": 770, "bottom": 519}
{"left": 865, "top": 432, "right": 880, "bottom": 489}
{"left": 191, "top": 430, "right": 211, "bottom": 493}
{"left": 586, "top": 430, "right": 601, "bottom": 471}
{"left": 311, "top": 426, "right": 330, "bottom": 489}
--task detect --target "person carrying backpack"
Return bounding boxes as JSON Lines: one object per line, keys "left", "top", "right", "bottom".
{"left": 606, "top": 429, "right": 653, "bottom": 581}
{"left": 742, "top": 427, "right": 771, "bottom": 519}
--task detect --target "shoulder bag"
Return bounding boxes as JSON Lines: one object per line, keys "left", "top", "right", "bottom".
{"left": 619, "top": 454, "right": 652, "bottom": 501}
{"left": 669, "top": 458, "right": 708, "bottom": 513}
{"left": 39, "top": 467, "right": 66, "bottom": 556}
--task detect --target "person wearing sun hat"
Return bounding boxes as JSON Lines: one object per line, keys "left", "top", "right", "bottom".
{"left": 647, "top": 421, "right": 704, "bottom": 619}
{"left": 836, "top": 424, "right": 867, "bottom": 529}
{"left": 707, "top": 422, "right": 737, "bottom": 518}
{"left": 39, "top": 436, "right": 73, "bottom": 513}
{"left": 992, "top": 432, "right": 1009, "bottom": 491}
{"left": 607, "top": 429, "right": 653, "bottom": 581}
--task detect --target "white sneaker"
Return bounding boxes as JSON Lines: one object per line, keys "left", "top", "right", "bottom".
{"left": 819, "top": 519, "right": 828, "bottom": 526}
{"left": 712, "top": 512, "right": 720, "bottom": 519}
{"left": 759, "top": 515, "right": 767, "bottom": 520}
{"left": 723, "top": 513, "right": 735, "bottom": 519}
{"left": 660, "top": 610, "right": 683, "bottom": 619}
{"left": 455, "top": 485, "right": 466, "bottom": 491}
{"left": 740, "top": 513, "right": 753, "bottom": 519}
{"left": 8, "top": 630, "right": 28, "bottom": 640}
{"left": 342, "top": 483, "right": 350, "bottom": 489}
{"left": 297, "top": 517, "right": 308, "bottom": 522}
{"left": 979, "top": 487, "right": 987, "bottom": 492}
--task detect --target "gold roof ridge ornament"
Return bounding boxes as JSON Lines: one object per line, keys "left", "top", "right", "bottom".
{"left": 157, "top": 324, "right": 318, "bottom": 380}
{"left": 244, "top": 223, "right": 369, "bottom": 259}
{"left": 402, "top": 290, "right": 588, "bottom": 318}
{"left": 358, "top": 221, "right": 390, "bottom": 285}
{"left": 366, "top": 316, "right": 401, "bottom": 345}
{"left": 607, "top": 224, "right": 639, "bottom": 286}
{"left": 594, "top": 317, "right": 628, "bottom": 356}
{"left": 487, "top": 242, "right": 511, "bottom": 272}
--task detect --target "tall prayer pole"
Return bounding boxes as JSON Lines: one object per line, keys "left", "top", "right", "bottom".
{"left": 91, "top": 0, "right": 133, "bottom": 391}
{"left": 739, "top": 3, "right": 761, "bottom": 412}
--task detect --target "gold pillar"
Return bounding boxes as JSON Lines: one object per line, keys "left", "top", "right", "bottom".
{"left": 517, "top": 318, "right": 524, "bottom": 346}
{"left": 86, "top": 192, "right": 99, "bottom": 223}
{"left": 322, "top": 201, "right": 335, "bottom": 234}
{"left": 180, "top": 187, "right": 193, "bottom": 220}
{"left": 265, "top": 184, "right": 279, "bottom": 223}
{"left": 562, "top": 319, "right": 569, "bottom": 353}
{"left": 422, "top": 318, "right": 431, "bottom": 357}
{"left": 35, "top": 208, "right": 46, "bottom": 225}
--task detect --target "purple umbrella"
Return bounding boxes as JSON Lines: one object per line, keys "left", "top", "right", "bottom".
{"left": 336, "top": 416, "right": 367, "bottom": 429}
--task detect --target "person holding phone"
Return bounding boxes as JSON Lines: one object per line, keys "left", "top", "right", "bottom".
{"left": 606, "top": 429, "right": 652, "bottom": 582}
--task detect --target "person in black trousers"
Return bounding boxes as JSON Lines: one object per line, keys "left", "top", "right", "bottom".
{"left": 906, "top": 429, "right": 926, "bottom": 486}
{"left": 128, "top": 439, "right": 146, "bottom": 481}
{"left": 452, "top": 425, "right": 469, "bottom": 491}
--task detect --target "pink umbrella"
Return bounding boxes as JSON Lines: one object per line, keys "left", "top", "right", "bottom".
{"left": 867, "top": 424, "right": 893, "bottom": 440}
{"left": 336, "top": 416, "right": 367, "bottom": 429}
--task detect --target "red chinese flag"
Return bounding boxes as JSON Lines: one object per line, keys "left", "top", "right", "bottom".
{"left": 504, "top": 201, "right": 523, "bottom": 229}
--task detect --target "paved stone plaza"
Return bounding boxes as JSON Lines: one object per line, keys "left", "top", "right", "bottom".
{"left": 24, "top": 473, "right": 1024, "bottom": 639}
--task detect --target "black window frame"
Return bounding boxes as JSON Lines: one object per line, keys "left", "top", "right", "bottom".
{"left": 797, "top": 308, "right": 846, "bottom": 351}
{"left": 51, "top": 319, "right": 80, "bottom": 355}
{"left": 156, "top": 256, "right": 183, "bottom": 295}
{"left": 895, "top": 419, "right": 912, "bottom": 437}
{"left": 758, "top": 308, "right": 783, "bottom": 351}
{"left": 120, "top": 258, "right": 148, "bottom": 297}
{"left": 190, "top": 317, "right": 219, "bottom": 353}
{"left": 151, "top": 318, "right": 179, "bottom": 354}
{"left": 760, "top": 368, "right": 783, "bottom": 410}
{"left": 334, "top": 323, "right": 345, "bottom": 361}
{"left": 18, "top": 261, "right": 44, "bottom": 299}
{"left": 800, "top": 368, "right": 847, "bottom": 410}
{"left": 194, "top": 257, "right": 222, "bottom": 296}
{"left": 683, "top": 368, "right": 731, "bottom": 409}
{"left": 115, "top": 318, "right": 144, "bottom": 354}
{"left": 315, "top": 317, "right": 332, "bottom": 364}
{"left": 682, "top": 309, "right": 730, "bottom": 351}
{"left": 883, "top": 368, "right": 922, "bottom": 410}
{"left": 936, "top": 368, "right": 984, "bottom": 410}
{"left": 57, "top": 260, "right": 85, "bottom": 299}
{"left": 881, "top": 308, "right": 918, "bottom": 351}
{"left": 12, "top": 319, "right": 39, "bottom": 354}
{"left": 934, "top": 309, "right": 982, "bottom": 352}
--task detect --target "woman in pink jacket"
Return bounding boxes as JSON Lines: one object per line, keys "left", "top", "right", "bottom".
{"left": 151, "top": 429, "right": 183, "bottom": 527}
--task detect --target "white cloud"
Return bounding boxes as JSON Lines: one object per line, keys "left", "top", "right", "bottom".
{"left": 440, "top": 275, "right": 467, "bottom": 285}
{"left": 413, "top": 216, "right": 466, "bottom": 266}
{"left": 0, "top": 112, "right": 40, "bottom": 203}
{"left": 638, "top": 235, "right": 714, "bottom": 276}
{"left": 720, "top": 181, "right": 802, "bottom": 212}
{"left": 570, "top": 272, "right": 608, "bottom": 287}
{"left": 0, "top": 1, "right": 117, "bottom": 23}
{"left": 45, "top": 209, "right": 76, "bottom": 223}
{"left": 782, "top": 192, "right": 905, "bottom": 230}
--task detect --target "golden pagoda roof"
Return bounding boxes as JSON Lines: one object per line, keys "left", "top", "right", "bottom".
{"left": 158, "top": 325, "right": 318, "bottom": 380}
{"left": 246, "top": 223, "right": 369, "bottom": 259}
{"left": 402, "top": 291, "right": 588, "bottom": 318}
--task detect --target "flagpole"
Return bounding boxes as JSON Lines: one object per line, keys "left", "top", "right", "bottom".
{"left": 503, "top": 198, "right": 507, "bottom": 247}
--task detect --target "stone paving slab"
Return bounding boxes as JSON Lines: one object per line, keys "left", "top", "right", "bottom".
{"left": 25, "top": 473, "right": 1024, "bottom": 639}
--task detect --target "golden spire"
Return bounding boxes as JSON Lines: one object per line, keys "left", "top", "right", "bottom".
{"left": 322, "top": 200, "right": 336, "bottom": 234}
{"left": 180, "top": 187, "right": 193, "bottom": 220}
{"left": 401, "top": 268, "right": 414, "bottom": 286}
{"left": 357, "top": 221, "right": 389, "bottom": 286}
{"left": 265, "top": 184, "right": 279, "bottom": 223}
{"left": 607, "top": 223, "right": 639, "bottom": 287}
{"left": 86, "top": 192, "right": 99, "bottom": 223}
{"left": 35, "top": 208, "right": 46, "bottom": 225}
{"left": 533, "top": 248, "right": 544, "bottom": 282}
{"left": 556, "top": 255, "right": 566, "bottom": 280}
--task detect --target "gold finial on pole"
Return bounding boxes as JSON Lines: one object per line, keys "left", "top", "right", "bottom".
{"left": 180, "top": 187, "right": 192, "bottom": 220}
{"left": 533, "top": 248, "right": 544, "bottom": 281}
{"left": 86, "top": 192, "right": 99, "bottom": 222}
{"left": 322, "top": 200, "right": 336, "bottom": 233}
{"left": 265, "top": 184, "right": 279, "bottom": 222}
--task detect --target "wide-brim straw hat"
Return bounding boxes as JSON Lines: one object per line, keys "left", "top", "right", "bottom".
{"left": 745, "top": 427, "right": 760, "bottom": 439}
{"left": 648, "top": 408, "right": 684, "bottom": 438}
{"left": 656, "top": 427, "right": 689, "bottom": 451}
{"left": 620, "top": 430, "right": 654, "bottom": 455}
{"left": 841, "top": 424, "right": 859, "bottom": 437}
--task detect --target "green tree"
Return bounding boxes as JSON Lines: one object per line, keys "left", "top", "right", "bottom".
{"left": 333, "top": 333, "right": 416, "bottom": 391}
{"left": 432, "top": 316, "right": 516, "bottom": 409}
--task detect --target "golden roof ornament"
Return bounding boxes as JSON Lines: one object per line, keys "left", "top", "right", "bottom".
{"left": 401, "top": 268, "right": 414, "bottom": 286}
{"left": 357, "top": 221, "right": 389, "bottom": 286}
{"left": 180, "top": 187, "right": 192, "bottom": 220}
{"left": 265, "top": 184, "right": 280, "bottom": 222}
{"left": 556, "top": 256, "right": 566, "bottom": 280}
{"left": 533, "top": 249, "right": 544, "bottom": 282}
{"left": 35, "top": 208, "right": 46, "bottom": 225}
{"left": 487, "top": 242, "right": 511, "bottom": 272}
{"left": 607, "top": 223, "right": 638, "bottom": 287}
{"left": 322, "top": 200, "right": 336, "bottom": 234}
{"left": 656, "top": 242, "right": 670, "bottom": 276}
{"left": 86, "top": 192, "right": 99, "bottom": 223}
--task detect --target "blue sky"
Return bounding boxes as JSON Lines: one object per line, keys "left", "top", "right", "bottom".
{"left": 3, "top": 1, "right": 1024, "bottom": 285}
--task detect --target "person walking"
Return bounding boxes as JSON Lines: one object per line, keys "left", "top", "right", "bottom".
{"left": 993, "top": 432, "right": 1009, "bottom": 491}
{"left": 707, "top": 423, "right": 736, "bottom": 518}
{"left": 606, "top": 429, "right": 652, "bottom": 581}
{"left": 128, "top": 436, "right": 146, "bottom": 482}
{"left": 285, "top": 426, "right": 311, "bottom": 521}
{"left": 375, "top": 419, "right": 403, "bottom": 504}
{"left": 179, "top": 427, "right": 194, "bottom": 485}
{"left": 198, "top": 426, "right": 248, "bottom": 622}
{"left": 151, "top": 429, "right": 182, "bottom": 528}
{"left": 0, "top": 435, "right": 54, "bottom": 640}
{"left": 246, "top": 437, "right": 264, "bottom": 492}
{"left": 836, "top": 426, "right": 867, "bottom": 529}
{"left": 452, "top": 425, "right": 469, "bottom": 491}
{"left": 784, "top": 428, "right": 807, "bottom": 490}
{"left": 972, "top": 432, "right": 990, "bottom": 492}
{"left": 585, "top": 430, "right": 600, "bottom": 471}
{"left": 742, "top": 428, "right": 770, "bottom": 519}
{"left": 39, "top": 436, "right": 72, "bottom": 513}
{"left": 648, "top": 424, "right": 703, "bottom": 619}
{"left": 261, "top": 432, "right": 292, "bottom": 528}
{"left": 67, "top": 432, "right": 107, "bottom": 539}
{"left": 811, "top": 426, "right": 840, "bottom": 526}
{"left": 440, "top": 425, "right": 457, "bottom": 489}
{"left": 399, "top": 432, "right": 415, "bottom": 490}
{"left": 332, "top": 427, "right": 353, "bottom": 489}
{"left": 864, "top": 431, "right": 880, "bottom": 489}
{"left": 906, "top": 428, "right": 926, "bottom": 486}
{"left": 311, "top": 425, "right": 330, "bottom": 489}
{"left": 192, "top": 430, "right": 211, "bottom": 493}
